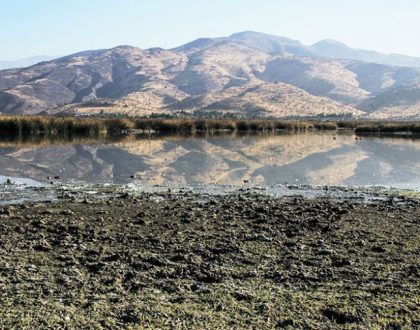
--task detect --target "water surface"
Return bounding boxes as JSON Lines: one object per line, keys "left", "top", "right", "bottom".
{"left": 1, "top": 131, "right": 419, "bottom": 190}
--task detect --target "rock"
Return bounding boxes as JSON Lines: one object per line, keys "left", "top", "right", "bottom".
{"left": 33, "top": 240, "right": 52, "bottom": 252}
{"left": 60, "top": 209, "right": 74, "bottom": 216}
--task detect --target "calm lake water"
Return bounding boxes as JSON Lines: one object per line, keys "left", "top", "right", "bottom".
{"left": 1, "top": 131, "right": 420, "bottom": 190}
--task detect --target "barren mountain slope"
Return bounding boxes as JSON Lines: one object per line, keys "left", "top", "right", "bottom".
{"left": 1, "top": 31, "right": 420, "bottom": 118}
{"left": 357, "top": 82, "right": 420, "bottom": 119}
{"left": 0, "top": 46, "right": 188, "bottom": 114}
{"left": 176, "top": 33, "right": 420, "bottom": 105}
{"left": 171, "top": 41, "right": 268, "bottom": 95}
{"left": 189, "top": 82, "right": 363, "bottom": 118}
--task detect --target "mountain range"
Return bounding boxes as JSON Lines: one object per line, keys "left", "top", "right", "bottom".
{"left": 0, "top": 55, "right": 59, "bottom": 70}
{"left": 1, "top": 31, "right": 420, "bottom": 119}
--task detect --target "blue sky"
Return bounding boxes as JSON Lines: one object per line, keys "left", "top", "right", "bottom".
{"left": 1, "top": 0, "right": 419, "bottom": 60}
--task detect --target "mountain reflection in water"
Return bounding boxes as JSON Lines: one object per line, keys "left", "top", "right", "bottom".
{"left": 0, "top": 132, "right": 419, "bottom": 189}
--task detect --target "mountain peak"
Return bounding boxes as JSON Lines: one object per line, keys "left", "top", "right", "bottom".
{"left": 313, "top": 39, "right": 347, "bottom": 46}
{"left": 311, "top": 39, "right": 353, "bottom": 60}
{"left": 110, "top": 45, "right": 140, "bottom": 51}
{"left": 224, "top": 31, "right": 319, "bottom": 57}
{"left": 229, "top": 31, "right": 275, "bottom": 38}
{"left": 2, "top": 31, "right": 420, "bottom": 119}
{"left": 228, "top": 31, "right": 302, "bottom": 46}
{"left": 174, "top": 31, "right": 308, "bottom": 55}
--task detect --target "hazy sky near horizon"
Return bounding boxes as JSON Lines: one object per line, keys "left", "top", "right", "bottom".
{"left": 1, "top": 0, "right": 419, "bottom": 60}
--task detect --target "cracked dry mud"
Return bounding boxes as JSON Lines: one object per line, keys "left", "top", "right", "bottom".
{"left": 0, "top": 192, "right": 419, "bottom": 329}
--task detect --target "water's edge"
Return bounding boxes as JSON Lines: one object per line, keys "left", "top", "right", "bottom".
{"left": 1, "top": 177, "right": 418, "bottom": 206}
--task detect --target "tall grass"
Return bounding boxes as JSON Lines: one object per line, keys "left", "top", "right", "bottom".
{"left": 2, "top": 115, "right": 420, "bottom": 137}
{"left": 355, "top": 122, "right": 420, "bottom": 134}
{"left": 0, "top": 115, "right": 134, "bottom": 138}
{"left": 0, "top": 116, "right": 339, "bottom": 137}
{"left": 133, "top": 119, "right": 322, "bottom": 133}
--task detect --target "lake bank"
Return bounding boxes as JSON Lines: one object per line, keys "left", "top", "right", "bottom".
{"left": 1, "top": 115, "right": 420, "bottom": 137}
{"left": 0, "top": 190, "right": 418, "bottom": 328}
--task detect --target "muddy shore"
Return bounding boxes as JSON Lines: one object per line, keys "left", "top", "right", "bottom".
{"left": 0, "top": 191, "right": 419, "bottom": 329}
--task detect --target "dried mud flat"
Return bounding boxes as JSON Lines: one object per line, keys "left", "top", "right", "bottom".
{"left": 0, "top": 191, "right": 419, "bottom": 329}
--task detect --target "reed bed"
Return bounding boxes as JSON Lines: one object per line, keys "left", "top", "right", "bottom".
{"left": 0, "top": 115, "right": 134, "bottom": 138}
{"left": 354, "top": 122, "right": 420, "bottom": 134}
{"left": 133, "top": 119, "right": 320, "bottom": 133}
{"left": 0, "top": 116, "right": 324, "bottom": 136}
{"left": 1, "top": 115, "right": 420, "bottom": 137}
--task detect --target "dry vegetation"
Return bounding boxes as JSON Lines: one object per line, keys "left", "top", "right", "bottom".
{"left": 0, "top": 116, "right": 316, "bottom": 136}
{"left": 354, "top": 122, "right": 420, "bottom": 134}
{"left": 0, "top": 116, "right": 134, "bottom": 137}
{"left": 2, "top": 115, "right": 420, "bottom": 138}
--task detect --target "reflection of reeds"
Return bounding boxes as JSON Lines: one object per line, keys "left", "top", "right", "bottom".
{"left": 0, "top": 134, "right": 130, "bottom": 148}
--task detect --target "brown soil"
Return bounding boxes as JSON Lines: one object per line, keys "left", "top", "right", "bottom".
{"left": 0, "top": 192, "right": 419, "bottom": 329}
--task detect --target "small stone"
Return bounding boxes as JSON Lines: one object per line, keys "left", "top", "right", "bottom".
{"left": 60, "top": 209, "right": 74, "bottom": 216}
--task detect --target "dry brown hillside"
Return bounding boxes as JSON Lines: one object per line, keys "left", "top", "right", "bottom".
{"left": 1, "top": 31, "right": 420, "bottom": 118}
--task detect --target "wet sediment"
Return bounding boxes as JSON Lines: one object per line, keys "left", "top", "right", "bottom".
{"left": 0, "top": 192, "right": 419, "bottom": 329}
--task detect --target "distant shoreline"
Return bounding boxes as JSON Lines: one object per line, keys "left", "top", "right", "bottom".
{"left": 1, "top": 115, "right": 420, "bottom": 138}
